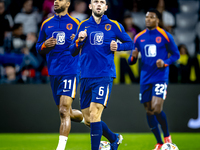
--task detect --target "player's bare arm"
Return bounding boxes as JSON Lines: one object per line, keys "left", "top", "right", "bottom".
{"left": 44, "top": 37, "right": 57, "bottom": 48}
{"left": 110, "top": 40, "right": 118, "bottom": 51}
{"left": 156, "top": 59, "right": 164, "bottom": 68}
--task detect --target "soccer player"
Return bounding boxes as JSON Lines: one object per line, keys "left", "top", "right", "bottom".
{"left": 36, "top": 0, "right": 84, "bottom": 150}
{"left": 69, "top": 0, "right": 133, "bottom": 149}
{"left": 128, "top": 9, "right": 180, "bottom": 150}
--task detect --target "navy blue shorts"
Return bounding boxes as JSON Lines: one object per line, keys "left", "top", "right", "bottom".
{"left": 50, "top": 74, "right": 79, "bottom": 105}
{"left": 139, "top": 82, "right": 168, "bottom": 103}
{"left": 80, "top": 77, "right": 113, "bottom": 109}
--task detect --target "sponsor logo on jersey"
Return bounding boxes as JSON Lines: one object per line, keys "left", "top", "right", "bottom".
{"left": 66, "top": 23, "right": 73, "bottom": 30}
{"left": 48, "top": 26, "right": 54, "bottom": 28}
{"left": 90, "top": 31, "right": 104, "bottom": 45}
{"left": 105, "top": 24, "right": 111, "bottom": 31}
{"left": 156, "top": 36, "right": 162, "bottom": 43}
{"left": 140, "top": 39, "right": 145, "bottom": 42}
{"left": 144, "top": 44, "right": 157, "bottom": 57}
{"left": 52, "top": 31, "right": 65, "bottom": 45}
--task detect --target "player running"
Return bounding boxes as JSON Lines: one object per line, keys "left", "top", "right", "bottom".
{"left": 69, "top": 0, "right": 133, "bottom": 149}
{"left": 128, "top": 9, "right": 180, "bottom": 150}
{"left": 36, "top": 0, "right": 84, "bottom": 150}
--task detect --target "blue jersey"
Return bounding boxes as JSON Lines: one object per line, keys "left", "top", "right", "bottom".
{"left": 69, "top": 15, "right": 133, "bottom": 78}
{"left": 36, "top": 14, "right": 80, "bottom": 75}
{"left": 128, "top": 27, "right": 180, "bottom": 84}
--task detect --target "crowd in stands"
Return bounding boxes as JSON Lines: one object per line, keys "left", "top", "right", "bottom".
{"left": 0, "top": 0, "right": 200, "bottom": 84}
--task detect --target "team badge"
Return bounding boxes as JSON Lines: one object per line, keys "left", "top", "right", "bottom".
{"left": 156, "top": 36, "right": 161, "bottom": 43}
{"left": 66, "top": 23, "right": 73, "bottom": 30}
{"left": 105, "top": 24, "right": 111, "bottom": 31}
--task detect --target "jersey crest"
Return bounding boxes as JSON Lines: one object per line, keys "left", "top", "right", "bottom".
{"left": 156, "top": 36, "right": 162, "bottom": 43}
{"left": 105, "top": 24, "right": 111, "bottom": 31}
{"left": 66, "top": 23, "right": 73, "bottom": 30}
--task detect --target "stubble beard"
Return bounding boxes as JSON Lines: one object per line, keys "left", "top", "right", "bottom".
{"left": 54, "top": 6, "right": 66, "bottom": 14}
{"left": 93, "top": 10, "right": 104, "bottom": 18}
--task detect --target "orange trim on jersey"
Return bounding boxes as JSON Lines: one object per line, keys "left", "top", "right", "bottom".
{"left": 76, "top": 39, "right": 79, "bottom": 48}
{"left": 164, "top": 64, "right": 169, "bottom": 67}
{"left": 131, "top": 56, "right": 134, "bottom": 62}
{"left": 72, "top": 77, "right": 76, "bottom": 98}
{"left": 67, "top": 13, "right": 80, "bottom": 25}
{"left": 156, "top": 27, "right": 170, "bottom": 42}
{"left": 41, "top": 16, "right": 54, "bottom": 30}
{"left": 41, "top": 43, "right": 46, "bottom": 50}
{"left": 109, "top": 19, "right": 122, "bottom": 32}
{"left": 134, "top": 29, "right": 146, "bottom": 43}
{"left": 104, "top": 85, "right": 109, "bottom": 107}
{"left": 77, "top": 18, "right": 89, "bottom": 32}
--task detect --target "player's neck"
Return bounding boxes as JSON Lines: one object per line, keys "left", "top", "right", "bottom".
{"left": 56, "top": 9, "right": 68, "bottom": 17}
{"left": 146, "top": 26, "right": 157, "bottom": 30}
{"left": 92, "top": 13, "right": 103, "bottom": 24}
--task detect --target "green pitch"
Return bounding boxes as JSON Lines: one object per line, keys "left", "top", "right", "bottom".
{"left": 0, "top": 133, "right": 199, "bottom": 150}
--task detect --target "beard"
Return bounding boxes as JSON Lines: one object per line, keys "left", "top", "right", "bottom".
{"left": 93, "top": 11, "right": 104, "bottom": 17}
{"left": 54, "top": 6, "right": 65, "bottom": 14}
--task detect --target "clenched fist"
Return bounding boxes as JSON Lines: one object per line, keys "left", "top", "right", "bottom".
{"left": 70, "top": 34, "right": 75, "bottom": 41}
{"left": 156, "top": 59, "right": 164, "bottom": 68}
{"left": 78, "top": 29, "right": 87, "bottom": 42}
{"left": 110, "top": 40, "right": 118, "bottom": 51}
{"left": 44, "top": 37, "right": 57, "bottom": 48}
{"left": 132, "top": 47, "right": 139, "bottom": 58}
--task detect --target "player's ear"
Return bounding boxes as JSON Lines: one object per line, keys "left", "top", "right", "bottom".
{"left": 105, "top": 5, "right": 108, "bottom": 11}
{"left": 89, "top": 4, "right": 92, "bottom": 10}
{"left": 66, "top": 1, "right": 70, "bottom": 7}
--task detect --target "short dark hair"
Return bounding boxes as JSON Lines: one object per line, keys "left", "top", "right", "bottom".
{"left": 147, "top": 8, "right": 162, "bottom": 20}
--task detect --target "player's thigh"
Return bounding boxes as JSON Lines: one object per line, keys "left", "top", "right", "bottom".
{"left": 60, "top": 95, "right": 73, "bottom": 107}
{"left": 89, "top": 102, "right": 104, "bottom": 122}
{"left": 151, "top": 82, "right": 167, "bottom": 114}
{"left": 151, "top": 96, "right": 164, "bottom": 114}
{"left": 91, "top": 77, "right": 113, "bottom": 108}
{"left": 81, "top": 107, "right": 90, "bottom": 125}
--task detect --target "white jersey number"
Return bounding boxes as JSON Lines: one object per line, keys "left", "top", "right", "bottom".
{"left": 63, "top": 79, "right": 72, "bottom": 89}
{"left": 155, "top": 84, "right": 165, "bottom": 95}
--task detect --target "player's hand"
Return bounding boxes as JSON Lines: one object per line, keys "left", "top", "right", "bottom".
{"left": 70, "top": 34, "right": 75, "bottom": 41}
{"left": 78, "top": 29, "right": 87, "bottom": 42}
{"left": 132, "top": 47, "right": 139, "bottom": 58}
{"left": 44, "top": 37, "right": 57, "bottom": 48}
{"left": 156, "top": 59, "right": 164, "bottom": 68}
{"left": 110, "top": 40, "right": 118, "bottom": 51}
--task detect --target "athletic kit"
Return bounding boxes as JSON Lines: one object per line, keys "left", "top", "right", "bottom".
{"left": 69, "top": 15, "right": 133, "bottom": 109}
{"left": 128, "top": 27, "right": 180, "bottom": 103}
{"left": 36, "top": 14, "right": 80, "bottom": 105}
